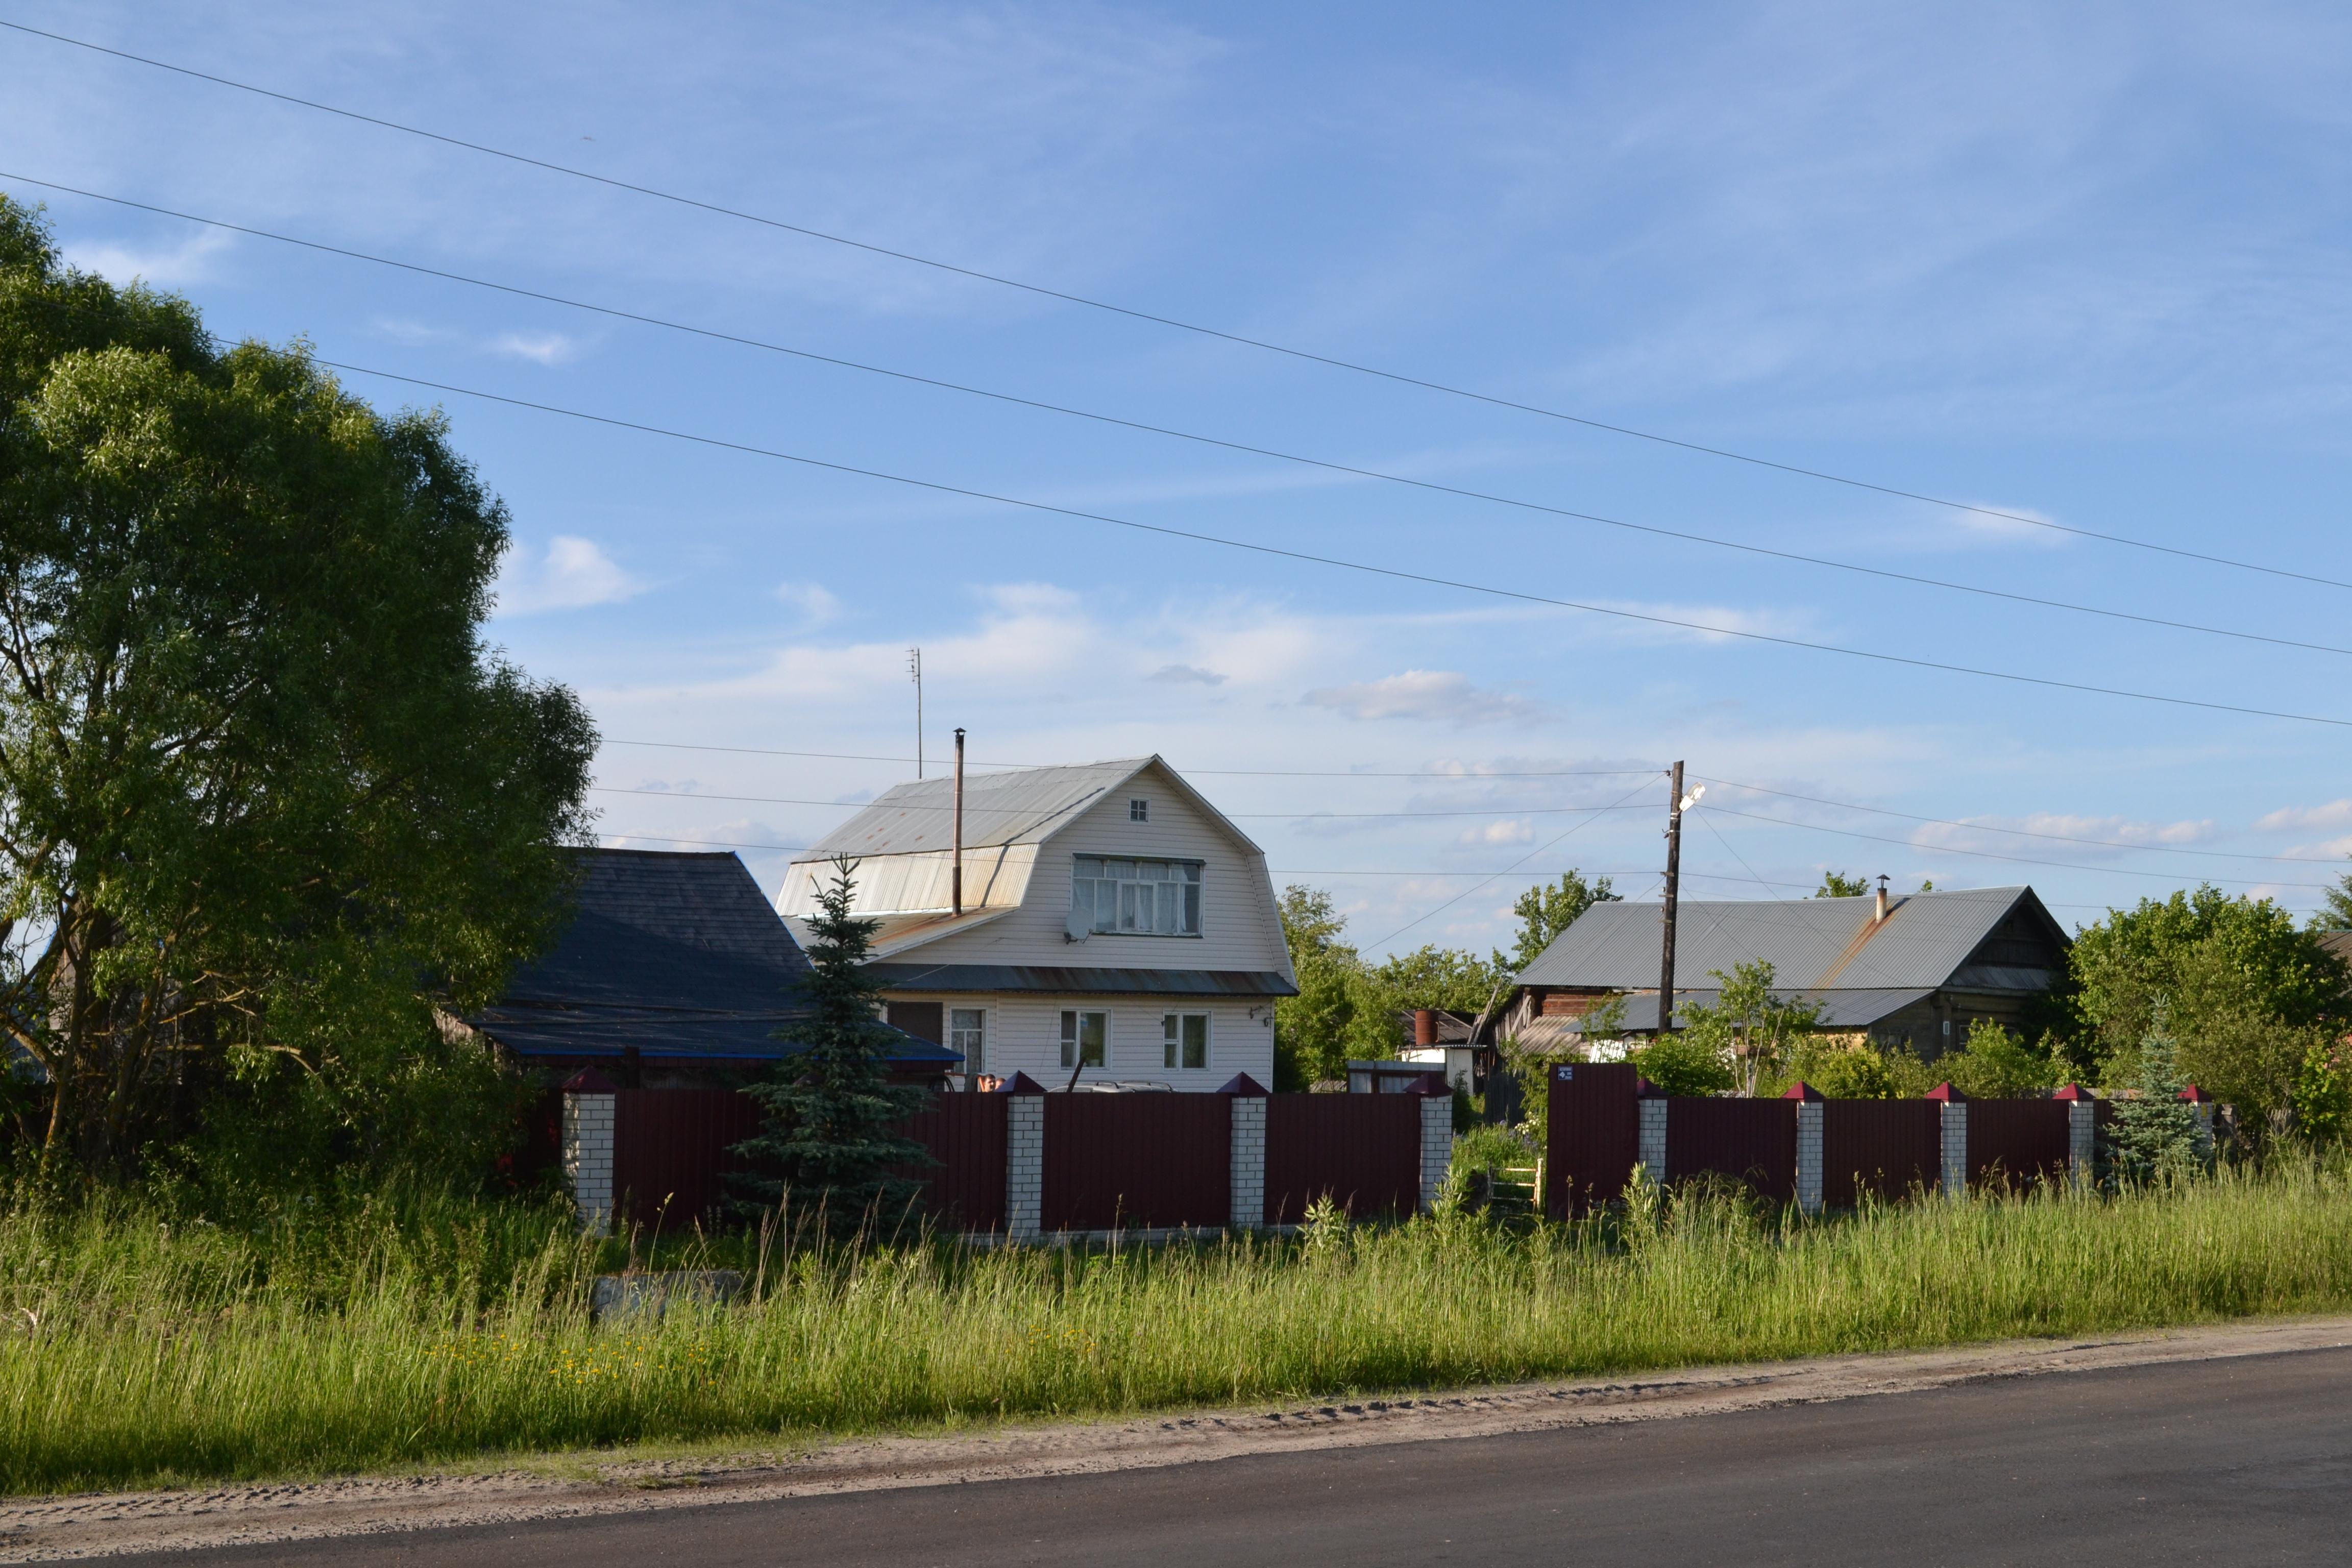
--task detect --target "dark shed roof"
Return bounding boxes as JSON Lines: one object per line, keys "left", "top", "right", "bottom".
{"left": 474, "top": 848, "right": 957, "bottom": 1064}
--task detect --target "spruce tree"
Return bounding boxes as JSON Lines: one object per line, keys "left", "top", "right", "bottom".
{"left": 733, "top": 855, "right": 932, "bottom": 1232}
{"left": 2099, "top": 1023, "right": 2210, "bottom": 1187}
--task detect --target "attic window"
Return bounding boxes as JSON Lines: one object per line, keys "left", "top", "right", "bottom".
{"left": 1130, "top": 798, "right": 1148, "bottom": 821}
{"left": 1073, "top": 855, "right": 1202, "bottom": 936}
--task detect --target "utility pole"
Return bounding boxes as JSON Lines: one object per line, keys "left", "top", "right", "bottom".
{"left": 1659, "top": 760, "right": 1685, "bottom": 1036}
{"left": 908, "top": 646, "right": 924, "bottom": 778}
{"left": 951, "top": 727, "right": 966, "bottom": 918}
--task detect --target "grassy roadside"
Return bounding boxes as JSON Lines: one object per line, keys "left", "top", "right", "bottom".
{"left": 5, "top": 1162, "right": 2351, "bottom": 1495}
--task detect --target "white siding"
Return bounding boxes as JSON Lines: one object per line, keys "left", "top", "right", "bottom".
{"left": 874, "top": 760, "right": 1289, "bottom": 975}
{"left": 903, "top": 991, "right": 1276, "bottom": 1087}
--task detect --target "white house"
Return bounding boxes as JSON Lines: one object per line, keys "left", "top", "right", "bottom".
{"left": 777, "top": 756, "right": 1296, "bottom": 1089}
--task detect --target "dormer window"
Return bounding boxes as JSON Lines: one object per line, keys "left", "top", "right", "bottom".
{"left": 1130, "top": 798, "right": 1148, "bottom": 821}
{"left": 1073, "top": 855, "right": 1202, "bottom": 936}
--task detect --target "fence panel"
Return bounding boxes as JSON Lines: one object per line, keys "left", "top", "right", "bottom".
{"left": 612, "top": 1088, "right": 761, "bottom": 1231}
{"left": 1264, "top": 1094, "right": 1422, "bottom": 1223}
{"left": 1967, "top": 1099, "right": 2071, "bottom": 1191}
{"left": 1820, "top": 1099, "right": 1941, "bottom": 1207}
{"left": 1546, "top": 1062, "right": 1641, "bottom": 1216}
{"left": 1664, "top": 1097, "right": 1797, "bottom": 1203}
{"left": 898, "top": 1093, "right": 1009, "bottom": 1232}
{"left": 1042, "top": 1094, "right": 1232, "bottom": 1231}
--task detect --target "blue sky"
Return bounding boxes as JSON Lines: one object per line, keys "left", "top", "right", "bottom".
{"left": 8, "top": 1, "right": 2352, "bottom": 955}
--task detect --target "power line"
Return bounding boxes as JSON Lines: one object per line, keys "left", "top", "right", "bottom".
{"left": 11, "top": 20, "right": 2349, "bottom": 596}
{"left": 587, "top": 783, "right": 1658, "bottom": 821}
{"left": 307, "top": 355, "right": 2352, "bottom": 732}
{"left": 8, "top": 173, "right": 2344, "bottom": 660}
{"left": 1696, "top": 775, "right": 2348, "bottom": 868}
{"left": 1356, "top": 777, "right": 1663, "bottom": 950}
{"left": 1696, "top": 803, "right": 2341, "bottom": 890}
{"left": 600, "top": 737, "right": 1662, "bottom": 779}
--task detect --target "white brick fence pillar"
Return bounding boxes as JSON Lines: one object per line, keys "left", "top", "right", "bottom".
{"left": 2060, "top": 1086, "right": 2097, "bottom": 1189}
{"left": 1791, "top": 1092, "right": 1824, "bottom": 1216}
{"left": 561, "top": 1067, "right": 618, "bottom": 1236}
{"left": 1417, "top": 1089, "right": 1453, "bottom": 1213}
{"left": 2182, "top": 1086, "right": 2216, "bottom": 1159}
{"left": 1224, "top": 1074, "right": 1269, "bottom": 1231}
{"left": 1004, "top": 1090, "right": 1045, "bottom": 1242}
{"left": 1637, "top": 1096, "right": 1669, "bottom": 1181}
{"left": 1935, "top": 1087, "right": 1969, "bottom": 1199}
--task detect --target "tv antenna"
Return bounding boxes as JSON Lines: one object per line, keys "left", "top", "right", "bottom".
{"left": 908, "top": 646, "right": 924, "bottom": 778}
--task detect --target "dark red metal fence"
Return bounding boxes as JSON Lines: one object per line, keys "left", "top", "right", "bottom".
{"left": 612, "top": 1088, "right": 761, "bottom": 1231}
{"left": 899, "top": 1093, "right": 1009, "bottom": 1231}
{"left": 1966, "top": 1099, "right": 2071, "bottom": 1191}
{"left": 1665, "top": 1097, "right": 1797, "bottom": 1202}
{"left": 1042, "top": 1094, "right": 1232, "bottom": 1230}
{"left": 1821, "top": 1099, "right": 1941, "bottom": 1207}
{"left": 1546, "top": 1063, "right": 1641, "bottom": 1217}
{"left": 1263, "top": 1094, "right": 1422, "bottom": 1222}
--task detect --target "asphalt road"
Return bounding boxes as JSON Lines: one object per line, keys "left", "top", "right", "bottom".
{"left": 144, "top": 1347, "right": 2352, "bottom": 1566}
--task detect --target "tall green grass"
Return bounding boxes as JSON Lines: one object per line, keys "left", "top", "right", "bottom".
{"left": 5, "top": 1165, "right": 2352, "bottom": 1495}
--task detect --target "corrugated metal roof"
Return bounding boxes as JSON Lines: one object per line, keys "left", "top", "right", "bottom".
{"left": 804, "top": 759, "right": 1154, "bottom": 857}
{"left": 864, "top": 963, "right": 1298, "bottom": 997}
{"left": 1516, "top": 887, "right": 2052, "bottom": 993}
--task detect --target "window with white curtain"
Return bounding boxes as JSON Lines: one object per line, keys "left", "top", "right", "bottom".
{"left": 1162, "top": 1012, "right": 1209, "bottom": 1070}
{"left": 1071, "top": 856, "right": 1203, "bottom": 936}
{"left": 949, "top": 1008, "right": 986, "bottom": 1072}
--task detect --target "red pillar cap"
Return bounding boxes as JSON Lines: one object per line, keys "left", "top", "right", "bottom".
{"left": 2053, "top": 1083, "right": 2095, "bottom": 1101}
{"left": 1780, "top": 1081, "right": 1824, "bottom": 1101}
{"left": 2177, "top": 1084, "right": 2212, "bottom": 1103}
{"left": 1216, "top": 1072, "right": 1271, "bottom": 1097}
{"left": 1925, "top": 1082, "right": 1968, "bottom": 1101}
{"left": 562, "top": 1067, "right": 619, "bottom": 1094}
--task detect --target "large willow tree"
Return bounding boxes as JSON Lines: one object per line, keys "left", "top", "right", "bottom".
{"left": 0, "top": 199, "right": 594, "bottom": 1180}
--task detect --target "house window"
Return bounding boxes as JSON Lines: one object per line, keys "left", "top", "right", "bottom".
{"left": 1130, "top": 798, "right": 1148, "bottom": 821}
{"left": 1163, "top": 1012, "right": 1209, "bottom": 1070}
{"left": 1072, "top": 855, "right": 1203, "bottom": 936}
{"left": 950, "top": 1008, "right": 986, "bottom": 1073}
{"left": 1060, "top": 1009, "right": 1108, "bottom": 1069}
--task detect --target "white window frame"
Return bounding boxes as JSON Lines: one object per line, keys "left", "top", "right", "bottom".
{"left": 1060, "top": 1009, "right": 1108, "bottom": 1069}
{"left": 1071, "top": 855, "right": 1204, "bottom": 938}
{"left": 949, "top": 1006, "right": 987, "bottom": 1074}
{"left": 1162, "top": 1011, "right": 1211, "bottom": 1071}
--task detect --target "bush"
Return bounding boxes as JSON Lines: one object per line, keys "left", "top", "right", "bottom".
{"left": 1633, "top": 1031, "right": 1733, "bottom": 1096}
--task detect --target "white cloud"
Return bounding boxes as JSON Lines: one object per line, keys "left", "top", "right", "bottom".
{"left": 2285, "top": 836, "right": 2352, "bottom": 863}
{"left": 1303, "top": 670, "right": 1539, "bottom": 725}
{"left": 486, "top": 330, "right": 581, "bottom": 365}
{"left": 775, "top": 581, "right": 843, "bottom": 626}
{"left": 495, "top": 536, "right": 644, "bottom": 615}
{"left": 1458, "top": 818, "right": 1536, "bottom": 847}
{"left": 1149, "top": 664, "right": 1227, "bottom": 685}
{"left": 1910, "top": 812, "right": 2214, "bottom": 858}
{"left": 58, "top": 228, "right": 234, "bottom": 288}
{"left": 2257, "top": 799, "right": 2352, "bottom": 832}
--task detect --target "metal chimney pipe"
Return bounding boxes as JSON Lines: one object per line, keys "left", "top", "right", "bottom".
{"left": 1874, "top": 873, "right": 1889, "bottom": 923}
{"left": 951, "top": 727, "right": 966, "bottom": 917}
{"left": 1414, "top": 1009, "right": 1438, "bottom": 1047}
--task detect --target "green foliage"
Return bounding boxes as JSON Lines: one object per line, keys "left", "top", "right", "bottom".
{"left": 1504, "top": 869, "right": 1618, "bottom": 971}
{"left": 1938, "top": 1020, "right": 2060, "bottom": 1099}
{"left": 2319, "top": 870, "right": 2352, "bottom": 933}
{"left": 11, "top": 1166, "right": 2352, "bottom": 1491}
{"left": 733, "top": 858, "right": 930, "bottom": 1233}
{"left": 1775, "top": 1039, "right": 1899, "bottom": 1099}
{"left": 2293, "top": 1040, "right": 2352, "bottom": 1145}
{"left": 2069, "top": 888, "right": 2348, "bottom": 1132}
{"left": 2100, "top": 1026, "right": 2211, "bottom": 1186}
{"left": 1814, "top": 871, "right": 1871, "bottom": 899}
{"left": 0, "top": 197, "right": 595, "bottom": 1182}
{"left": 1677, "top": 960, "right": 1824, "bottom": 1096}
{"left": 1634, "top": 1029, "right": 1734, "bottom": 1096}
{"left": 1271, "top": 886, "right": 1510, "bottom": 1090}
